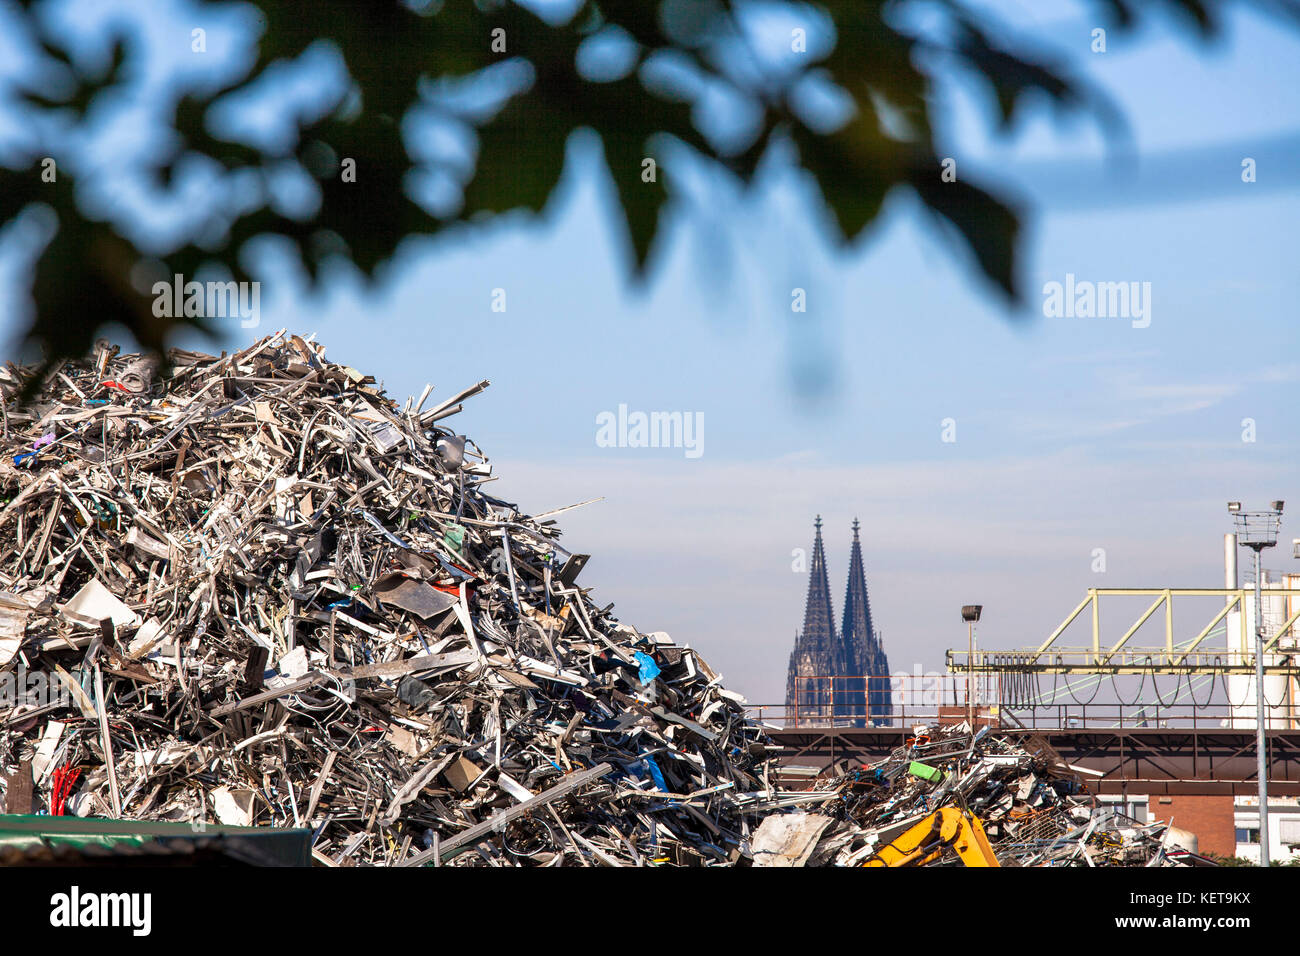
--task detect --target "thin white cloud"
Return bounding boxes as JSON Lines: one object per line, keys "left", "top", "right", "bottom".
{"left": 1014, "top": 371, "right": 1243, "bottom": 439}
{"left": 1259, "top": 363, "right": 1300, "bottom": 384}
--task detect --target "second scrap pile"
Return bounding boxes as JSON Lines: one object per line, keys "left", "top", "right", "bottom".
{"left": 753, "top": 723, "right": 1207, "bottom": 867}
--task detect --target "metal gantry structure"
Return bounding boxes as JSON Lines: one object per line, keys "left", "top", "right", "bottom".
{"left": 946, "top": 587, "right": 1300, "bottom": 676}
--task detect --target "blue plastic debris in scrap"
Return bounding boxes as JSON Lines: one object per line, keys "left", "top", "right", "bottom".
{"left": 645, "top": 755, "right": 668, "bottom": 791}
{"left": 623, "top": 755, "right": 668, "bottom": 792}
{"left": 633, "top": 651, "right": 660, "bottom": 683}
{"left": 14, "top": 432, "right": 56, "bottom": 466}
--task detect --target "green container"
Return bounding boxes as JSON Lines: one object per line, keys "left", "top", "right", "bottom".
{"left": 0, "top": 814, "right": 311, "bottom": 866}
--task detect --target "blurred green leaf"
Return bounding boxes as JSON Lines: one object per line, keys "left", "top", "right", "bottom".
{"left": 0, "top": 0, "right": 1290, "bottom": 363}
{"left": 909, "top": 162, "right": 1021, "bottom": 303}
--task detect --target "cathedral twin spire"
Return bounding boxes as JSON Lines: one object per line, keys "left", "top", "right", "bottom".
{"left": 785, "top": 516, "right": 892, "bottom": 725}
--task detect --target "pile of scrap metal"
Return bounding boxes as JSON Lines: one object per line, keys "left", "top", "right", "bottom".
{"left": 750, "top": 723, "right": 1213, "bottom": 867}
{"left": 0, "top": 332, "right": 777, "bottom": 866}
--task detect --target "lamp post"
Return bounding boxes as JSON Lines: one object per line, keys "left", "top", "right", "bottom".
{"left": 962, "top": 605, "right": 982, "bottom": 730}
{"left": 1228, "top": 500, "right": 1284, "bottom": 866}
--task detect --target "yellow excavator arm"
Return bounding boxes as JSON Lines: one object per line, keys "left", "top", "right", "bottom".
{"left": 863, "top": 807, "right": 1000, "bottom": 867}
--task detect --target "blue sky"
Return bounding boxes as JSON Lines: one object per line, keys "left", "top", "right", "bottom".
{"left": 1, "top": 0, "right": 1297, "bottom": 705}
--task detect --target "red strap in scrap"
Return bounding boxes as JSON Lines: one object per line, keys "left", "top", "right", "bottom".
{"left": 49, "top": 765, "right": 82, "bottom": 816}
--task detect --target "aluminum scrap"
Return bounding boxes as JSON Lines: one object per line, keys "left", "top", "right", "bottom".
{"left": 0, "top": 333, "right": 779, "bottom": 866}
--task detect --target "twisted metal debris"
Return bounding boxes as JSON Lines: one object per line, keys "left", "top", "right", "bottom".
{"left": 763, "top": 723, "right": 1212, "bottom": 867}
{"left": 0, "top": 333, "right": 774, "bottom": 866}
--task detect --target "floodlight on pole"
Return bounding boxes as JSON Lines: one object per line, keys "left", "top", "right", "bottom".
{"left": 962, "top": 606, "right": 982, "bottom": 729}
{"left": 1228, "top": 500, "right": 1284, "bottom": 866}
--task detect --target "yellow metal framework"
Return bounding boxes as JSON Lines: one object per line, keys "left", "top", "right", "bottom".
{"left": 947, "top": 588, "right": 1300, "bottom": 675}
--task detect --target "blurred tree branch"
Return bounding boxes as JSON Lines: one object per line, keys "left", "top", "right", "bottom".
{"left": 0, "top": 0, "right": 1296, "bottom": 371}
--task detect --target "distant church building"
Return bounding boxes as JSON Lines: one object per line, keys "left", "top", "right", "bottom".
{"left": 785, "top": 517, "right": 892, "bottom": 725}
